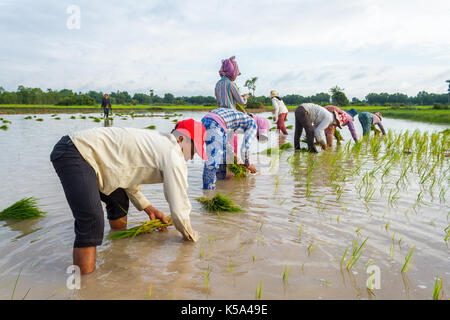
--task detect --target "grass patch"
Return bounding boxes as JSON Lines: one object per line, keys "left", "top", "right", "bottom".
{"left": 0, "top": 197, "right": 46, "bottom": 220}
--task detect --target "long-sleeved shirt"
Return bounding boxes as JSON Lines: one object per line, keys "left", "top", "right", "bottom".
{"left": 271, "top": 97, "right": 289, "bottom": 122}
{"left": 324, "top": 105, "right": 358, "bottom": 142}
{"left": 215, "top": 76, "right": 247, "bottom": 109}
{"left": 204, "top": 108, "right": 257, "bottom": 164}
{"left": 372, "top": 114, "right": 386, "bottom": 135}
{"left": 69, "top": 127, "right": 198, "bottom": 241}
{"left": 101, "top": 97, "right": 111, "bottom": 109}
{"left": 300, "top": 103, "right": 333, "bottom": 146}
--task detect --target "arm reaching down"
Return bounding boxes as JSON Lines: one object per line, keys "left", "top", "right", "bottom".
{"left": 162, "top": 152, "right": 198, "bottom": 241}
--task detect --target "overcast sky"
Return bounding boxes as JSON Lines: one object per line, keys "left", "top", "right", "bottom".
{"left": 0, "top": 0, "right": 449, "bottom": 99}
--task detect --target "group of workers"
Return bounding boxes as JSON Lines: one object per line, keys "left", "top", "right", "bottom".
{"left": 51, "top": 56, "right": 386, "bottom": 274}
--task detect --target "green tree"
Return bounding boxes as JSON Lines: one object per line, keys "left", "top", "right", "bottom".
{"left": 329, "top": 86, "right": 349, "bottom": 107}
{"left": 244, "top": 77, "right": 258, "bottom": 96}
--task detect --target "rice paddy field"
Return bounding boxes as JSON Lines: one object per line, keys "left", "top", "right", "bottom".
{"left": 0, "top": 111, "right": 448, "bottom": 300}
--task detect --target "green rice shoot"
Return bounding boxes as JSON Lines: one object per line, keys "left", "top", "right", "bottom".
{"left": 196, "top": 193, "right": 242, "bottom": 213}
{"left": 0, "top": 197, "right": 46, "bottom": 220}
{"left": 107, "top": 216, "right": 172, "bottom": 239}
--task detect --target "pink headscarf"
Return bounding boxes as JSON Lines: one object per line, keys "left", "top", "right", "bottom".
{"left": 251, "top": 115, "right": 270, "bottom": 141}
{"left": 219, "top": 56, "right": 241, "bottom": 81}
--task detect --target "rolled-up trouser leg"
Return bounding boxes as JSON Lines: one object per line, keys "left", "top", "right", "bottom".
{"left": 99, "top": 188, "right": 129, "bottom": 221}
{"left": 51, "top": 135, "right": 105, "bottom": 248}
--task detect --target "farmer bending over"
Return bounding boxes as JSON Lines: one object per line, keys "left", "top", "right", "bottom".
{"left": 358, "top": 111, "right": 386, "bottom": 136}
{"left": 50, "top": 119, "right": 207, "bottom": 274}
{"left": 201, "top": 108, "right": 269, "bottom": 190}
{"left": 294, "top": 103, "right": 342, "bottom": 152}
{"left": 324, "top": 105, "right": 358, "bottom": 147}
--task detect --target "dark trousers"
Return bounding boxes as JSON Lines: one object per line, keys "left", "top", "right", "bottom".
{"left": 294, "top": 106, "right": 317, "bottom": 153}
{"left": 50, "top": 135, "right": 129, "bottom": 248}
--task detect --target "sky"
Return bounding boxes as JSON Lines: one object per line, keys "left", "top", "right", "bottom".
{"left": 0, "top": 0, "right": 449, "bottom": 99}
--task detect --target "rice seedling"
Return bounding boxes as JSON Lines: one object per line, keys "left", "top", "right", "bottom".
{"left": 54, "top": 117, "right": 61, "bottom": 120}
{"left": 106, "top": 216, "right": 172, "bottom": 239}
{"left": 282, "top": 264, "right": 292, "bottom": 282}
{"left": 298, "top": 223, "right": 304, "bottom": 242}
{"left": 93, "top": 118, "right": 101, "bottom": 123}
{"left": 0, "top": 197, "right": 46, "bottom": 220}
{"left": 204, "top": 264, "right": 211, "bottom": 290}
{"left": 227, "top": 163, "right": 247, "bottom": 178}
{"left": 11, "top": 266, "right": 23, "bottom": 300}
{"left": 36, "top": 118, "right": 43, "bottom": 121}
{"left": 345, "top": 238, "right": 368, "bottom": 270}
{"left": 444, "top": 225, "right": 449, "bottom": 242}
{"left": 260, "top": 142, "right": 293, "bottom": 156}
{"left": 400, "top": 245, "right": 415, "bottom": 273}
{"left": 70, "top": 115, "right": 76, "bottom": 119}
{"left": 2, "top": 119, "right": 11, "bottom": 124}
{"left": 340, "top": 248, "right": 348, "bottom": 269}
{"left": 24, "top": 116, "right": 32, "bottom": 120}
{"left": 145, "top": 125, "right": 156, "bottom": 130}
{"left": 80, "top": 115, "right": 86, "bottom": 119}
{"left": 227, "top": 260, "right": 235, "bottom": 274}
{"left": 286, "top": 125, "right": 293, "bottom": 130}
{"left": 255, "top": 280, "right": 262, "bottom": 300}
{"left": 432, "top": 277, "right": 443, "bottom": 300}
{"left": 145, "top": 282, "right": 152, "bottom": 299}
{"left": 0, "top": 125, "right": 8, "bottom": 130}
{"left": 196, "top": 193, "right": 242, "bottom": 213}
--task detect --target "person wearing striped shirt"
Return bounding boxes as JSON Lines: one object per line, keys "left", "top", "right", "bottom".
{"left": 201, "top": 108, "right": 267, "bottom": 190}
{"left": 215, "top": 56, "right": 248, "bottom": 109}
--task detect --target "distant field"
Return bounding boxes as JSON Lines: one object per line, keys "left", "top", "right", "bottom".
{"left": 0, "top": 104, "right": 449, "bottom": 124}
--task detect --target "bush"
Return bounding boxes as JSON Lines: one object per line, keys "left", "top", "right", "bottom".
{"left": 433, "top": 103, "right": 449, "bottom": 110}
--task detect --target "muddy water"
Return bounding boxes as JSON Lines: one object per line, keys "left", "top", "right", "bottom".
{"left": 0, "top": 111, "right": 448, "bottom": 300}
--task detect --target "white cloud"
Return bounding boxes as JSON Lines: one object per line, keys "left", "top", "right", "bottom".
{"left": 0, "top": 0, "right": 448, "bottom": 99}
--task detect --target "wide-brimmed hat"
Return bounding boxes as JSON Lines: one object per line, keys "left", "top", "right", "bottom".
{"left": 374, "top": 112, "right": 382, "bottom": 120}
{"left": 270, "top": 90, "right": 279, "bottom": 98}
{"left": 174, "top": 119, "right": 208, "bottom": 160}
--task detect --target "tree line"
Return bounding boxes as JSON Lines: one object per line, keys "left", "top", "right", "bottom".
{"left": 0, "top": 85, "right": 447, "bottom": 106}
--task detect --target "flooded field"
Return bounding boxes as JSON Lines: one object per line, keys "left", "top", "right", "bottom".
{"left": 0, "top": 111, "right": 448, "bottom": 300}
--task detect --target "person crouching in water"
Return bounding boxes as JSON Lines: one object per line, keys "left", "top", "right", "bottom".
{"left": 101, "top": 93, "right": 112, "bottom": 118}
{"left": 294, "top": 103, "right": 342, "bottom": 153}
{"left": 324, "top": 105, "right": 358, "bottom": 147}
{"left": 270, "top": 90, "right": 289, "bottom": 135}
{"left": 358, "top": 111, "right": 386, "bottom": 136}
{"left": 201, "top": 108, "right": 269, "bottom": 190}
{"left": 50, "top": 119, "right": 207, "bottom": 274}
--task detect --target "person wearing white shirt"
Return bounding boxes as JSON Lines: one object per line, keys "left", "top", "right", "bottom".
{"left": 270, "top": 90, "right": 289, "bottom": 135}
{"left": 50, "top": 119, "right": 207, "bottom": 274}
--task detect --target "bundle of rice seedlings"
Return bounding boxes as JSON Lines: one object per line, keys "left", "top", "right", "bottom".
{"left": 0, "top": 125, "right": 8, "bottom": 131}
{"left": 2, "top": 119, "right": 12, "bottom": 124}
{"left": 145, "top": 125, "right": 156, "bottom": 130}
{"left": 196, "top": 193, "right": 242, "bottom": 213}
{"left": 0, "top": 197, "right": 46, "bottom": 220}
{"left": 24, "top": 116, "right": 33, "bottom": 120}
{"left": 286, "top": 125, "right": 293, "bottom": 130}
{"left": 70, "top": 115, "right": 76, "bottom": 119}
{"left": 227, "top": 163, "right": 247, "bottom": 178}
{"left": 260, "top": 142, "right": 293, "bottom": 155}
{"left": 107, "top": 216, "right": 172, "bottom": 239}
{"left": 36, "top": 118, "right": 44, "bottom": 122}
{"left": 54, "top": 117, "right": 61, "bottom": 120}
{"left": 93, "top": 118, "right": 101, "bottom": 123}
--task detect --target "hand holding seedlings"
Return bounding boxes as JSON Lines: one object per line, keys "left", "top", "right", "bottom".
{"left": 144, "top": 205, "right": 169, "bottom": 231}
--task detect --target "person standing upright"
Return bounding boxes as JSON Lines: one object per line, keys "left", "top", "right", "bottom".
{"left": 270, "top": 90, "right": 289, "bottom": 135}
{"left": 101, "top": 93, "right": 112, "bottom": 118}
